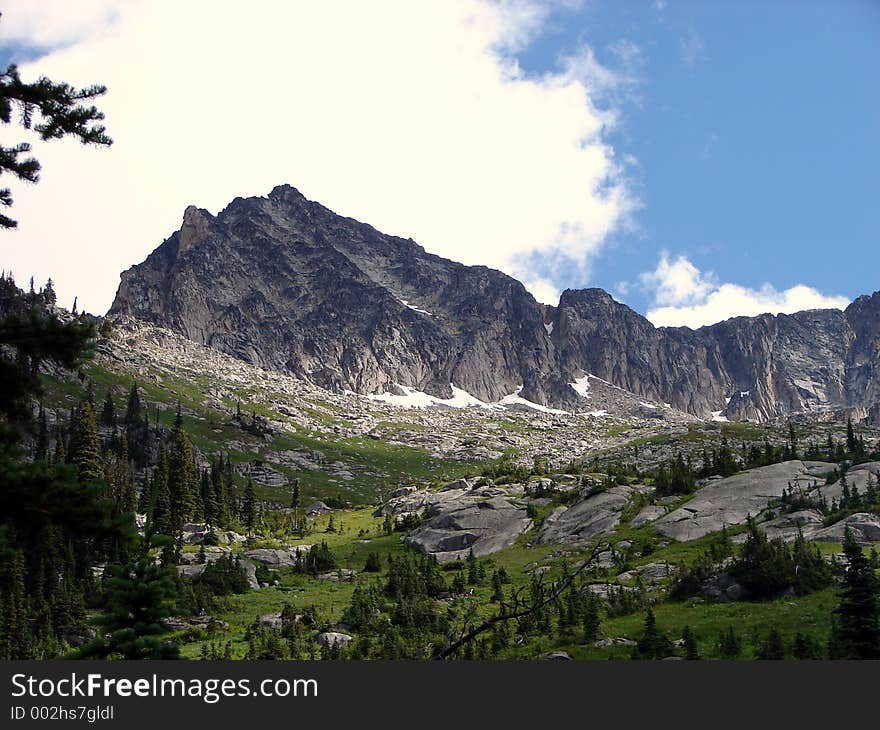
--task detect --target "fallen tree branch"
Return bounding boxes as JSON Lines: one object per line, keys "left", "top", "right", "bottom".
{"left": 433, "top": 540, "right": 608, "bottom": 660}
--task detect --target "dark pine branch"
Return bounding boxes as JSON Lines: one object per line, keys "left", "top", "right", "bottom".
{"left": 433, "top": 540, "right": 608, "bottom": 660}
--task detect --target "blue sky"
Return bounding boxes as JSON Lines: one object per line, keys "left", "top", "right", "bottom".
{"left": 514, "top": 0, "right": 880, "bottom": 319}
{"left": 1, "top": 1, "right": 877, "bottom": 325}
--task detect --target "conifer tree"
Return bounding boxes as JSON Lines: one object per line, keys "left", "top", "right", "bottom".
{"left": 830, "top": 528, "right": 880, "bottom": 659}
{"left": 718, "top": 625, "right": 742, "bottom": 658}
{"left": 200, "top": 468, "right": 216, "bottom": 527}
{"left": 241, "top": 479, "right": 256, "bottom": 533}
{"left": 33, "top": 403, "right": 47, "bottom": 463}
{"left": 151, "top": 444, "right": 171, "bottom": 535}
{"left": 167, "top": 405, "right": 198, "bottom": 532}
{"left": 582, "top": 592, "right": 600, "bottom": 643}
{"left": 100, "top": 389, "right": 116, "bottom": 429}
{"left": 466, "top": 548, "right": 478, "bottom": 585}
{"left": 846, "top": 418, "right": 858, "bottom": 456}
{"left": 122, "top": 383, "right": 148, "bottom": 467}
{"left": 0, "top": 38, "right": 111, "bottom": 228}
{"left": 636, "top": 608, "right": 672, "bottom": 659}
{"left": 210, "top": 456, "right": 228, "bottom": 528}
{"left": 757, "top": 627, "right": 786, "bottom": 660}
{"left": 682, "top": 625, "right": 699, "bottom": 660}
{"left": 73, "top": 524, "right": 179, "bottom": 660}
{"left": 69, "top": 399, "right": 103, "bottom": 485}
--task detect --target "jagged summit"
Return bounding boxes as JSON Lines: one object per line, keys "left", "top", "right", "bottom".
{"left": 109, "top": 185, "right": 879, "bottom": 421}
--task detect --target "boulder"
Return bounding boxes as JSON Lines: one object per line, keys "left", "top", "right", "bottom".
{"left": 305, "top": 501, "right": 330, "bottom": 517}
{"left": 404, "top": 496, "right": 532, "bottom": 563}
{"left": 583, "top": 583, "right": 638, "bottom": 600}
{"left": 389, "top": 486, "right": 418, "bottom": 498}
{"left": 809, "top": 513, "right": 880, "bottom": 544}
{"left": 759, "top": 509, "right": 825, "bottom": 542}
{"left": 806, "top": 462, "right": 880, "bottom": 504}
{"left": 593, "top": 637, "right": 636, "bottom": 648}
{"left": 178, "top": 546, "right": 232, "bottom": 564}
{"left": 260, "top": 613, "right": 283, "bottom": 630}
{"left": 318, "top": 568, "right": 357, "bottom": 582}
{"left": 630, "top": 505, "right": 668, "bottom": 528}
{"left": 701, "top": 572, "right": 743, "bottom": 603}
{"left": 654, "top": 461, "right": 828, "bottom": 541}
{"left": 379, "top": 487, "right": 467, "bottom": 517}
{"left": 177, "top": 564, "right": 206, "bottom": 579}
{"left": 178, "top": 558, "right": 259, "bottom": 590}
{"left": 240, "top": 559, "right": 260, "bottom": 590}
{"left": 243, "top": 546, "right": 311, "bottom": 567}
{"left": 617, "top": 562, "right": 676, "bottom": 584}
{"left": 235, "top": 460, "right": 287, "bottom": 488}
{"left": 539, "top": 651, "right": 572, "bottom": 660}
{"left": 536, "top": 485, "right": 651, "bottom": 544}
{"left": 316, "top": 632, "right": 352, "bottom": 648}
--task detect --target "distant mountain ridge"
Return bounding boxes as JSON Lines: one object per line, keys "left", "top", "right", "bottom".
{"left": 109, "top": 184, "right": 880, "bottom": 422}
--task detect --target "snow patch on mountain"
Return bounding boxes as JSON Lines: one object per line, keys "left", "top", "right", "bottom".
{"left": 368, "top": 383, "right": 492, "bottom": 409}
{"left": 398, "top": 299, "right": 433, "bottom": 316}
{"left": 498, "top": 387, "right": 570, "bottom": 415}
{"left": 569, "top": 375, "right": 591, "bottom": 398}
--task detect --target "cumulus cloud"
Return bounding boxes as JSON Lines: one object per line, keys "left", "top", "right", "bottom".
{"left": 638, "top": 252, "right": 715, "bottom": 307}
{"left": 2, "top": 0, "right": 632, "bottom": 313}
{"left": 640, "top": 253, "right": 850, "bottom": 328}
{"left": 0, "top": 1, "right": 119, "bottom": 49}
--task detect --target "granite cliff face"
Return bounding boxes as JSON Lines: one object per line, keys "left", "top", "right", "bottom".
{"left": 109, "top": 184, "right": 879, "bottom": 421}
{"left": 110, "top": 185, "right": 562, "bottom": 406}
{"left": 551, "top": 288, "right": 880, "bottom": 421}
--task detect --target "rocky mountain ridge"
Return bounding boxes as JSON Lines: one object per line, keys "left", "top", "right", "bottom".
{"left": 109, "top": 184, "right": 880, "bottom": 422}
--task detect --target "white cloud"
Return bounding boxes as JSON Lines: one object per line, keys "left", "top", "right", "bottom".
{"left": 638, "top": 251, "right": 715, "bottom": 306}
{"left": 1, "top": 0, "right": 632, "bottom": 314}
{"left": 521, "top": 275, "right": 560, "bottom": 305}
{"left": 640, "top": 254, "right": 850, "bottom": 328}
{"left": 0, "top": 1, "right": 119, "bottom": 48}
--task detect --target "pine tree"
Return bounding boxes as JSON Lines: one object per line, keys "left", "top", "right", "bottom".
{"left": 33, "top": 403, "right": 47, "bottom": 463}
{"left": 830, "top": 528, "right": 880, "bottom": 658}
{"left": 0, "top": 45, "right": 111, "bottom": 229}
{"left": 718, "top": 625, "right": 742, "bottom": 658}
{"left": 490, "top": 569, "right": 504, "bottom": 602}
{"left": 122, "top": 383, "right": 148, "bottom": 467}
{"left": 466, "top": 548, "right": 478, "bottom": 585}
{"left": 42, "top": 278, "right": 56, "bottom": 306}
{"left": 200, "top": 469, "right": 216, "bottom": 527}
{"left": 582, "top": 592, "right": 600, "bottom": 643}
{"left": 636, "top": 608, "right": 672, "bottom": 659}
{"left": 757, "top": 627, "right": 786, "bottom": 660}
{"left": 787, "top": 422, "right": 798, "bottom": 459}
{"left": 682, "top": 625, "right": 699, "bottom": 660}
{"left": 100, "top": 390, "right": 116, "bottom": 428}
{"left": 69, "top": 399, "right": 103, "bottom": 485}
{"left": 210, "top": 456, "right": 229, "bottom": 528}
{"left": 290, "top": 477, "right": 301, "bottom": 532}
{"left": 241, "top": 479, "right": 256, "bottom": 533}
{"left": 167, "top": 405, "right": 198, "bottom": 533}
{"left": 151, "top": 444, "right": 171, "bottom": 535}
{"left": 846, "top": 418, "right": 858, "bottom": 456}
{"left": 73, "top": 526, "right": 179, "bottom": 660}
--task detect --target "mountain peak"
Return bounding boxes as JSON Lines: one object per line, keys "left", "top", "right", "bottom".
{"left": 109, "top": 188, "right": 880, "bottom": 422}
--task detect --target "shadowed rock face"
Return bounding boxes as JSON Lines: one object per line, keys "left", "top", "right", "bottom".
{"left": 110, "top": 185, "right": 559, "bottom": 406}
{"left": 109, "top": 184, "right": 880, "bottom": 420}
{"left": 551, "top": 288, "right": 880, "bottom": 421}
{"left": 404, "top": 496, "right": 532, "bottom": 563}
